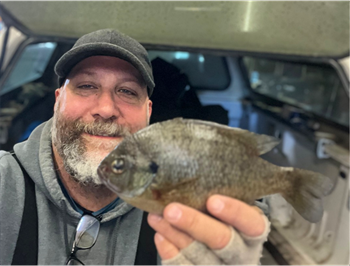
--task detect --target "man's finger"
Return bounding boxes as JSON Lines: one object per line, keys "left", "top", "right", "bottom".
{"left": 148, "top": 213, "right": 194, "bottom": 249}
{"left": 154, "top": 232, "right": 180, "bottom": 260}
{"left": 162, "top": 203, "right": 232, "bottom": 249}
{"left": 207, "top": 195, "right": 266, "bottom": 237}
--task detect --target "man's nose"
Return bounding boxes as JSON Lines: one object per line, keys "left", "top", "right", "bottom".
{"left": 92, "top": 91, "right": 119, "bottom": 120}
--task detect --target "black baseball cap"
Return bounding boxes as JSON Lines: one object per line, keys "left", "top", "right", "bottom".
{"left": 54, "top": 29, "right": 155, "bottom": 96}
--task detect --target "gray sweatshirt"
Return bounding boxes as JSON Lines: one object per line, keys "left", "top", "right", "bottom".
{"left": 0, "top": 119, "right": 146, "bottom": 265}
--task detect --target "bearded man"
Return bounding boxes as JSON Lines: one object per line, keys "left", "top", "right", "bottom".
{"left": 0, "top": 29, "right": 269, "bottom": 265}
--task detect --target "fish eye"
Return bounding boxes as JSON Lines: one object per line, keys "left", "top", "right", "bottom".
{"left": 112, "top": 159, "right": 125, "bottom": 174}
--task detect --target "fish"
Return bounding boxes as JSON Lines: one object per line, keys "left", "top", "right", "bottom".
{"left": 97, "top": 118, "right": 334, "bottom": 223}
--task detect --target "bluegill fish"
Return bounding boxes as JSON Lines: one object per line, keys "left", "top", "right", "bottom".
{"left": 97, "top": 118, "right": 334, "bottom": 223}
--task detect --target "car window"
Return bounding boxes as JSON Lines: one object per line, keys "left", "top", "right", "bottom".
{"left": 0, "top": 42, "right": 57, "bottom": 95}
{"left": 0, "top": 26, "right": 27, "bottom": 72}
{"left": 148, "top": 50, "right": 230, "bottom": 90}
{"left": 243, "top": 57, "right": 349, "bottom": 127}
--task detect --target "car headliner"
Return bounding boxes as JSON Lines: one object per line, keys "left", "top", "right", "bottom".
{"left": 0, "top": 1, "right": 349, "bottom": 58}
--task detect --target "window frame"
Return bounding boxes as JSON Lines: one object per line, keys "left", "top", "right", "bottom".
{"left": 1, "top": 41, "right": 58, "bottom": 95}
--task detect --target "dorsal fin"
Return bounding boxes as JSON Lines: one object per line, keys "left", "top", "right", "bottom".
{"left": 253, "top": 133, "right": 280, "bottom": 155}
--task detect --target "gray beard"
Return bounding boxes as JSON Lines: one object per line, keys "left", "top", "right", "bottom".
{"left": 51, "top": 112, "right": 131, "bottom": 186}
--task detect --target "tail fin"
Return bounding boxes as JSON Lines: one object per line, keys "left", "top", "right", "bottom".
{"left": 281, "top": 167, "right": 334, "bottom": 223}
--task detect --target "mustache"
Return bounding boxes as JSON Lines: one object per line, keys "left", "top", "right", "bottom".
{"left": 54, "top": 115, "right": 132, "bottom": 144}
{"left": 75, "top": 118, "right": 132, "bottom": 137}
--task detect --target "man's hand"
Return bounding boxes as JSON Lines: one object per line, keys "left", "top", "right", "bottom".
{"left": 147, "top": 195, "right": 270, "bottom": 265}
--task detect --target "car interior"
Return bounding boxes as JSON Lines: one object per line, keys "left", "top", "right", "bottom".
{"left": 0, "top": 2, "right": 349, "bottom": 265}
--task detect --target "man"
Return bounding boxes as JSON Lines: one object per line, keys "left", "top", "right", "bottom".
{"left": 0, "top": 29, "right": 269, "bottom": 265}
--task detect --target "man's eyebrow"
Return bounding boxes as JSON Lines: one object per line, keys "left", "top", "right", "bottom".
{"left": 119, "top": 77, "right": 145, "bottom": 85}
{"left": 71, "top": 70, "right": 97, "bottom": 77}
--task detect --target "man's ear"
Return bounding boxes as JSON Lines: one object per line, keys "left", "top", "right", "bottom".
{"left": 54, "top": 88, "right": 60, "bottom": 111}
{"left": 148, "top": 100, "right": 153, "bottom": 118}
{"left": 55, "top": 88, "right": 60, "bottom": 100}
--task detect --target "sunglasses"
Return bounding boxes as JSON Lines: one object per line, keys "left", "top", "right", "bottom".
{"left": 66, "top": 214, "right": 101, "bottom": 265}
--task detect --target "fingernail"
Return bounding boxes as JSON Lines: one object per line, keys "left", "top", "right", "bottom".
{"left": 166, "top": 206, "right": 182, "bottom": 221}
{"left": 155, "top": 233, "right": 164, "bottom": 242}
{"left": 210, "top": 198, "right": 224, "bottom": 213}
{"left": 149, "top": 214, "right": 162, "bottom": 222}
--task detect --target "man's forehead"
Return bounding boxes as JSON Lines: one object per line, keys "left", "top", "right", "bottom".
{"left": 72, "top": 69, "right": 139, "bottom": 80}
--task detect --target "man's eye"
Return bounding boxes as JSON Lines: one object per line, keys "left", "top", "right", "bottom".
{"left": 118, "top": 89, "right": 136, "bottom": 96}
{"left": 78, "top": 84, "right": 96, "bottom": 89}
